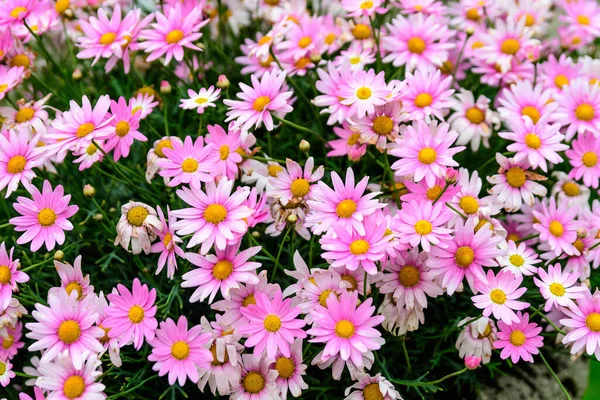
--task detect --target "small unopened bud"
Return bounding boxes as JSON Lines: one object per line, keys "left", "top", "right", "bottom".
{"left": 160, "top": 80, "right": 171, "bottom": 94}
{"left": 83, "top": 184, "right": 95, "bottom": 198}
{"left": 251, "top": 231, "right": 261, "bottom": 238}
{"left": 466, "top": 27, "right": 475, "bottom": 36}
{"left": 287, "top": 214, "right": 298, "bottom": 224}
{"left": 54, "top": 250, "right": 64, "bottom": 261}
{"left": 445, "top": 168, "right": 458, "bottom": 184}
{"left": 310, "top": 53, "right": 321, "bottom": 64}
{"left": 299, "top": 140, "right": 310, "bottom": 154}
{"left": 216, "top": 75, "right": 230, "bottom": 89}
{"left": 109, "top": 207, "right": 116, "bottom": 213}
{"left": 93, "top": 213, "right": 103, "bottom": 221}
{"left": 577, "top": 228, "right": 588, "bottom": 239}
{"left": 465, "top": 356, "right": 481, "bottom": 370}
{"left": 72, "top": 68, "right": 82, "bottom": 80}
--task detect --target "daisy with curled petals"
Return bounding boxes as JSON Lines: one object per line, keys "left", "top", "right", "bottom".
{"left": 224, "top": 69, "right": 294, "bottom": 131}
{"left": 35, "top": 354, "right": 105, "bottom": 400}
{"left": 271, "top": 338, "right": 308, "bottom": 399}
{"left": 151, "top": 206, "right": 185, "bottom": 279}
{"left": 566, "top": 132, "right": 600, "bottom": 189}
{"left": 9, "top": 180, "right": 79, "bottom": 252}
{"left": 553, "top": 78, "right": 600, "bottom": 140}
{"left": 561, "top": 289, "right": 600, "bottom": 358}
{"left": 180, "top": 86, "right": 221, "bottom": 114}
{"left": 0, "top": 321, "right": 23, "bottom": 360}
{"left": 428, "top": 217, "right": 503, "bottom": 295}
{"left": 148, "top": 316, "right": 212, "bottom": 386}
{"left": 344, "top": 373, "right": 402, "bottom": 400}
{"left": 182, "top": 242, "right": 261, "bottom": 303}
{"left": 337, "top": 68, "right": 389, "bottom": 119}
{"left": 448, "top": 90, "right": 498, "bottom": 151}
{"left": 393, "top": 199, "right": 452, "bottom": 252}
{"left": 534, "top": 264, "right": 587, "bottom": 312}
{"left": 0, "top": 242, "right": 27, "bottom": 311}
{"left": 48, "top": 255, "right": 93, "bottom": 301}
{"left": 172, "top": 178, "right": 253, "bottom": 254}
{"left": 269, "top": 157, "right": 325, "bottom": 206}
{"left": 498, "top": 241, "right": 541, "bottom": 278}
{"left": 533, "top": 197, "right": 585, "bottom": 257}
{"left": 114, "top": 201, "right": 161, "bottom": 255}
{"left": 26, "top": 290, "right": 103, "bottom": 369}
{"left": 497, "top": 80, "right": 555, "bottom": 125}
{"left": 305, "top": 167, "right": 384, "bottom": 236}
{"left": 494, "top": 312, "right": 543, "bottom": 363}
{"left": 0, "top": 127, "right": 45, "bottom": 197}
{"left": 205, "top": 124, "right": 243, "bottom": 180}
{"left": 400, "top": 69, "right": 454, "bottom": 121}
{"left": 104, "top": 96, "right": 147, "bottom": 161}
{"left": 232, "top": 353, "right": 279, "bottom": 400}
{"left": 139, "top": 3, "right": 208, "bottom": 65}
{"left": 159, "top": 136, "right": 217, "bottom": 190}
{"left": 472, "top": 269, "right": 530, "bottom": 324}
{"left": 390, "top": 120, "right": 464, "bottom": 187}
{"left": 103, "top": 278, "right": 158, "bottom": 350}
{"left": 308, "top": 290, "right": 384, "bottom": 369}
{"left": 327, "top": 124, "right": 367, "bottom": 162}
{"left": 0, "top": 66, "right": 24, "bottom": 100}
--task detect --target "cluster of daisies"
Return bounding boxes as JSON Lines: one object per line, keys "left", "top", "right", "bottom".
{"left": 2, "top": 0, "right": 600, "bottom": 398}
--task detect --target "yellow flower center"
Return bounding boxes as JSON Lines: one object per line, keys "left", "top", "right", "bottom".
{"left": 127, "top": 206, "right": 148, "bottom": 227}
{"left": 418, "top": 147, "right": 437, "bottom": 164}
{"left": 252, "top": 95, "right": 271, "bottom": 112}
{"left": 268, "top": 164, "right": 283, "bottom": 177}
{"left": 490, "top": 289, "right": 506, "bottom": 304}
{"left": 521, "top": 106, "right": 540, "bottom": 124}
{"left": 554, "top": 74, "right": 569, "bottom": 89}
{"left": 212, "top": 260, "right": 233, "bottom": 280}
{"left": 507, "top": 233, "right": 520, "bottom": 243}
{"left": 586, "top": 313, "right": 600, "bottom": 332}
{"left": 577, "top": 15, "right": 590, "bottom": 25}
{"left": 407, "top": 36, "right": 426, "bottom": 54}
{"left": 350, "top": 56, "right": 361, "bottom": 65}
{"left": 501, "top": 38, "right": 520, "bottom": 55}
{"left": 426, "top": 185, "right": 442, "bottom": 201}
{"left": 6, "top": 155, "right": 26, "bottom": 174}
{"left": 0, "top": 84, "right": 7, "bottom": 93}
{"left": 352, "top": 24, "right": 371, "bottom": 39}
{"left": 263, "top": 314, "right": 281, "bottom": 332}
{"left": 439, "top": 60, "right": 453, "bottom": 74}
{"left": 115, "top": 121, "right": 130, "bottom": 137}
{"left": 99, "top": 32, "right": 117, "bottom": 45}
{"left": 204, "top": 204, "right": 227, "bottom": 224}
{"left": 63, "top": 375, "right": 86, "bottom": 399}
{"left": 55, "top": 0, "right": 69, "bottom": 13}
{"left": 549, "top": 282, "right": 565, "bottom": 297}
{"left": 455, "top": 246, "right": 475, "bottom": 268}
{"left": 524, "top": 14, "right": 535, "bottom": 27}
{"left": 324, "top": 33, "right": 336, "bottom": 45}
{"left": 549, "top": 220, "right": 564, "bottom": 237}
{"left": 219, "top": 145, "right": 230, "bottom": 161}
{"left": 86, "top": 144, "right": 97, "bottom": 155}
{"left": 347, "top": 133, "right": 361, "bottom": 145}
{"left": 335, "top": 319, "right": 355, "bottom": 338}
{"left": 509, "top": 330, "right": 526, "bottom": 346}
{"left": 360, "top": 0, "right": 373, "bottom": 8}
{"left": 171, "top": 341, "right": 190, "bottom": 360}
{"left": 298, "top": 36, "right": 312, "bottom": 48}
{"left": 399, "top": 265, "right": 420, "bottom": 287}
{"left": 210, "top": 342, "right": 229, "bottom": 365}
{"left": 525, "top": 133, "right": 541, "bottom": 149}
{"left": 466, "top": 107, "right": 485, "bottom": 124}
{"left": 243, "top": 294, "right": 256, "bottom": 307}
{"left": 243, "top": 372, "right": 265, "bottom": 394}
{"left": 10, "top": 6, "right": 27, "bottom": 18}
{"left": 356, "top": 87, "right": 372, "bottom": 100}
{"left": 181, "top": 158, "right": 199, "bottom": 173}
{"left": 165, "top": 29, "right": 184, "bottom": 44}
{"left": 414, "top": 93, "right": 433, "bottom": 108}
{"left": 574, "top": 239, "right": 585, "bottom": 254}
{"left": 155, "top": 139, "right": 173, "bottom": 158}
{"left": 38, "top": 208, "right": 57, "bottom": 227}
{"left": 128, "top": 305, "right": 145, "bottom": 323}
{"left": 575, "top": 103, "right": 595, "bottom": 121}
{"left": 363, "top": 383, "right": 384, "bottom": 400}
{"left": 509, "top": 254, "right": 524, "bottom": 267}
{"left": 163, "top": 233, "right": 172, "bottom": 248}
{"left": 2, "top": 334, "right": 14, "bottom": 349}
{"left": 506, "top": 167, "right": 526, "bottom": 188}
{"left": 275, "top": 357, "right": 295, "bottom": 379}
{"left": 582, "top": 152, "right": 597, "bottom": 167}
{"left": 58, "top": 320, "right": 81, "bottom": 344}
{"left": 562, "top": 181, "right": 580, "bottom": 197}
{"left": 0, "top": 362, "right": 4, "bottom": 376}
{"left": 341, "top": 274, "right": 358, "bottom": 291}
{"left": 466, "top": 8, "right": 480, "bottom": 21}
{"left": 195, "top": 97, "right": 208, "bottom": 104}
{"left": 349, "top": 239, "right": 370, "bottom": 255}
{"left": 66, "top": 281, "right": 83, "bottom": 299}
{"left": 372, "top": 116, "right": 393, "bottom": 136}
{"left": 459, "top": 196, "right": 479, "bottom": 214}
{"left": 0, "top": 266, "right": 11, "bottom": 285}
{"left": 290, "top": 178, "right": 310, "bottom": 197}
{"left": 75, "top": 122, "right": 95, "bottom": 138}
{"left": 318, "top": 289, "right": 335, "bottom": 307}
{"left": 15, "top": 107, "right": 35, "bottom": 123}
{"left": 336, "top": 199, "right": 357, "bottom": 218}
{"left": 414, "top": 220, "right": 432, "bottom": 235}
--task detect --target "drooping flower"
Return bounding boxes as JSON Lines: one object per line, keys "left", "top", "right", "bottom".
{"left": 0, "top": 127, "right": 45, "bottom": 197}
{"left": 534, "top": 264, "right": 587, "bottom": 312}
{"left": 494, "top": 312, "right": 543, "bottom": 363}
{"left": 472, "top": 269, "right": 530, "bottom": 324}
{"left": 456, "top": 316, "right": 497, "bottom": 365}
{"left": 114, "top": 201, "right": 162, "bottom": 255}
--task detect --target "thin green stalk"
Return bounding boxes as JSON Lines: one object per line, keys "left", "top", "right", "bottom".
{"left": 451, "top": 31, "right": 471, "bottom": 86}
{"left": 24, "top": 22, "right": 69, "bottom": 80}
{"left": 446, "top": 202, "right": 467, "bottom": 219}
{"left": 107, "top": 375, "right": 158, "bottom": 399}
{"left": 516, "top": 233, "right": 539, "bottom": 243}
{"left": 402, "top": 334, "right": 412, "bottom": 372}
{"left": 538, "top": 351, "right": 572, "bottom": 400}
{"left": 272, "top": 226, "right": 292, "bottom": 281}
{"left": 392, "top": 368, "right": 468, "bottom": 388}
{"left": 433, "top": 182, "right": 451, "bottom": 205}
{"left": 530, "top": 306, "right": 566, "bottom": 335}
{"left": 248, "top": 233, "right": 278, "bottom": 264}
{"left": 274, "top": 116, "right": 326, "bottom": 143}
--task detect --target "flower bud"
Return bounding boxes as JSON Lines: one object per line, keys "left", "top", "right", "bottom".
{"left": 72, "top": 68, "right": 82, "bottom": 80}
{"left": 83, "top": 184, "right": 95, "bottom": 198}
{"left": 445, "top": 167, "right": 458, "bottom": 184}
{"left": 160, "top": 80, "right": 171, "bottom": 94}
{"left": 217, "top": 75, "right": 230, "bottom": 89}
{"left": 54, "top": 250, "right": 64, "bottom": 261}
{"left": 299, "top": 140, "right": 310, "bottom": 154}
{"left": 465, "top": 356, "right": 481, "bottom": 370}
{"left": 93, "top": 213, "right": 103, "bottom": 221}
{"left": 310, "top": 52, "right": 321, "bottom": 64}
{"left": 251, "top": 231, "right": 261, "bottom": 238}
{"left": 466, "top": 27, "right": 475, "bottom": 36}
{"left": 287, "top": 214, "right": 298, "bottom": 224}
{"left": 577, "top": 228, "right": 588, "bottom": 239}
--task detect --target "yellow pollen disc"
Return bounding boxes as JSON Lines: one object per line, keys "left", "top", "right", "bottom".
{"left": 128, "top": 305, "right": 145, "bottom": 323}
{"left": 466, "top": 107, "right": 485, "bottom": 124}
{"left": 268, "top": 164, "right": 283, "bottom": 177}
{"left": 165, "top": 29, "right": 184, "bottom": 44}
{"left": 554, "top": 74, "right": 569, "bottom": 89}
{"left": 325, "top": 33, "right": 336, "bottom": 45}
{"left": 549, "top": 282, "right": 565, "bottom": 297}
{"left": 466, "top": 8, "right": 480, "bottom": 21}
{"left": 63, "top": 375, "right": 86, "bottom": 399}
{"left": 356, "top": 87, "right": 372, "bottom": 100}
{"left": 524, "top": 14, "right": 535, "bottom": 27}
{"left": 349, "top": 56, "right": 361, "bottom": 65}
{"left": 352, "top": 24, "right": 371, "bottom": 39}
{"left": 258, "top": 35, "right": 272, "bottom": 45}
{"left": 243, "top": 372, "right": 265, "bottom": 394}
{"left": 10, "top": 6, "right": 27, "bottom": 18}
{"left": 0, "top": 84, "right": 7, "bottom": 93}
{"left": 418, "top": 147, "right": 437, "bottom": 164}
{"left": 426, "top": 185, "right": 442, "bottom": 201}
{"left": 204, "top": 204, "right": 227, "bottom": 224}
{"left": 58, "top": 320, "right": 81, "bottom": 344}
{"left": 336, "top": 199, "right": 357, "bottom": 218}
{"left": 507, "top": 233, "right": 520, "bottom": 242}
{"left": 253, "top": 95, "right": 271, "bottom": 112}
{"left": 501, "top": 38, "right": 520, "bottom": 55}
{"left": 549, "top": 220, "right": 564, "bottom": 237}
{"left": 155, "top": 139, "right": 173, "bottom": 158}
{"left": 573, "top": 239, "right": 584, "bottom": 254}
{"left": 471, "top": 41, "right": 484, "bottom": 49}
{"left": 263, "top": 314, "right": 281, "bottom": 332}
{"left": 586, "top": 313, "right": 600, "bottom": 332}
{"left": 459, "top": 196, "right": 479, "bottom": 214}
{"left": 219, "top": 145, "right": 230, "bottom": 160}
{"left": 455, "top": 246, "right": 475, "bottom": 268}
{"left": 294, "top": 57, "right": 311, "bottom": 69}
{"left": 439, "top": 60, "right": 453, "bottom": 74}
{"left": 525, "top": 133, "right": 541, "bottom": 149}
{"left": 171, "top": 341, "right": 190, "bottom": 360}
{"left": 6, "top": 155, "right": 26, "bottom": 174}
{"left": 76, "top": 122, "right": 95, "bottom": 138}
{"left": 399, "top": 265, "right": 420, "bottom": 287}
{"left": 363, "top": 383, "right": 384, "bottom": 400}
{"left": 509, "top": 254, "right": 524, "bottom": 267}
{"left": 127, "top": 206, "right": 148, "bottom": 227}
{"left": 576, "top": 104, "right": 595, "bottom": 121}
{"left": 195, "top": 97, "right": 208, "bottom": 104}
{"left": 506, "top": 167, "right": 526, "bottom": 188}
{"left": 2, "top": 334, "right": 14, "bottom": 349}
{"left": 131, "top": 106, "right": 142, "bottom": 115}
{"left": 509, "top": 330, "right": 526, "bottom": 346}
{"left": 360, "top": 0, "right": 373, "bottom": 8}
{"left": 163, "top": 233, "right": 172, "bottom": 248}
{"left": 37, "top": 208, "right": 57, "bottom": 227}
{"left": 562, "top": 181, "right": 580, "bottom": 197}
{"left": 350, "top": 239, "right": 370, "bottom": 255}
{"left": 181, "top": 157, "right": 199, "bottom": 173}
{"left": 414, "top": 220, "right": 432, "bottom": 235}
{"left": 341, "top": 274, "right": 358, "bottom": 291}
{"left": 99, "top": 32, "right": 117, "bottom": 45}
{"left": 490, "top": 289, "right": 506, "bottom": 304}
{"left": 474, "top": 219, "right": 492, "bottom": 232}
{"left": 577, "top": 15, "right": 590, "bottom": 25}
{"left": 298, "top": 36, "right": 312, "bottom": 48}
{"left": 275, "top": 357, "right": 295, "bottom": 379}
{"left": 372, "top": 116, "right": 393, "bottom": 136}
{"left": 15, "top": 107, "right": 35, "bottom": 123}
{"left": 407, "top": 37, "right": 426, "bottom": 54}
{"left": 259, "top": 55, "right": 274, "bottom": 68}
{"left": 243, "top": 294, "right": 256, "bottom": 307}
{"left": 66, "top": 281, "right": 83, "bottom": 299}
{"left": 290, "top": 178, "right": 310, "bottom": 197}
{"left": 521, "top": 106, "right": 540, "bottom": 124}
{"left": 335, "top": 319, "right": 355, "bottom": 338}
{"left": 86, "top": 144, "right": 97, "bottom": 155}
{"left": 319, "top": 290, "right": 335, "bottom": 307}
{"left": 55, "top": 0, "right": 69, "bottom": 13}
{"left": 582, "top": 152, "right": 598, "bottom": 167}
{"left": 0, "top": 266, "right": 11, "bottom": 284}
{"left": 212, "top": 260, "right": 233, "bottom": 280}
{"left": 347, "top": 133, "right": 361, "bottom": 145}
{"left": 11, "top": 54, "right": 29, "bottom": 68}
{"left": 414, "top": 93, "right": 433, "bottom": 108}
{"left": 115, "top": 121, "right": 130, "bottom": 137}
{"left": 0, "top": 362, "right": 4, "bottom": 376}
{"left": 210, "top": 342, "right": 229, "bottom": 365}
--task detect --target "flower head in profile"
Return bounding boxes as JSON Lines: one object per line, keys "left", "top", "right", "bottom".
{"left": 494, "top": 312, "right": 543, "bottom": 363}
{"left": 0, "top": 127, "right": 45, "bottom": 198}
{"left": 0, "top": 242, "right": 27, "bottom": 312}
{"left": 472, "top": 269, "right": 530, "bottom": 324}
{"left": 151, "top": 206, "right": 185, "bottom": 279}
{"left": 104, "top": 96, "right": 147, "bottom": 161}
{"left": 180, "top": 86, "right": 221, "bottom": 114}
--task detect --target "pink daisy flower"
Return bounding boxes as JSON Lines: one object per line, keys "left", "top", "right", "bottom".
{"left": 400, "top": 69, "right": 454, "bottom": 121}
{"left": 104, "top": 96, "right": 147, "bottom": 161}
{"left": 327, "top": 124, "right": 367, "bottom": 162}
{"left": 534, "top": 264, "right": 587, "bottom": 312}
{"left": 448, "top": 89, "right": 498, "bottom": 151}
{"left": 0, "top": 356, "right": 13, "bottom": 387}
{"left": 478, "top": 18, "right": 536, "bottom": 72}
{"left": 314, "top": 61, "right": 353, "bottom": 125}
{"left": 182, "top": 241, "right": 261, "bottom": 303}
{"left": 305, "top": 167, "right": 384, "bottom": 236}
{"left": 269, "top": 157, "right": 325, "bottom": 206}
{"left": 205, "top": 124, "right": 243, "bottom": 180}
{"left": 129, "top": 93, "right": 158, "bottom": 119}
{"left": 393, "top": 199, "right": 452, "bottom": 252}
{"left": 239, "top": 290, "right": 306, "bottom": 359}
{"left": 498, "top": 240, "right": 541, "bottom": 277}
{"left": 320, "top": 214, "right": 388, "bottom": 275}
{"left": 172, "top": 178, "right": 252, "bottom": 254}
{"left": 73, "top": 140, "right": 105, "bottom": 171}
{"left": 344, "top": 373, "right": 402, "bottom": 400}
{"left": 0, "top": 320, "right": 23, "bottom": 360}
{"left": 151, "top": 206, "right": 185, "bottom": 279}
{"left": 561, "top": 289, "right": 600, "bottom": 358}
{"left": 76, "top": 4, "right": 128, "bottom": 66}
{"left": 428, "top": 217, "right": 503, "bottom": 295}
{"left": 390, "top": 120, "right": 464, "bottom": 187}
{"left": 307, "top": 290, "right": 385, "bottom": 368}
{"left": 9, "top": 180, "right": 79, "bottom": 252}
{"left": 538, "top": 54, "right": 579, "bottom": 94}
{"left": 48, "top": 255, "right": 93, "bottom": 300}
{"left": 0, "top": 0, "right": 39, "bottom": 27}
{"left": 401, "top": 176, "right": 461, "bottom": 204}
{"left": 159, "top": 135, "right": 216, "bottom": 190}
{"left": 103, "top": 278, "right": 158, "bottom": 350}
{"left": 494, "top": 312, "right": 543, "bottom": 363}
{"left": 553, "top": 78, "right": 600, "bottom": 140}
{"left": 533, "top": 197, "right": 585, "bottom": 257}
{"left": 472, "top": 269, "right": 530, "bottom": 324}
{"left": 566, "top": 132, "right": 600, "bottom": 189}
{"left": 0, "top": 66, "right": 24, "bottom": 100}
{"left": 26, "top": 290, "right": 103, "bottom": 369}
{"left": 139, "top": 3, "right": 208, "bottom": 65}
{"left": 179, "top": 86, "right": 221, "bottom": 114}
{"left": 224, "top": 69, "right": 294, "bottom": 131}
{"left": 0, "top": 127, "right": 45, "bottom": 197}
{"left": 342, "top": 0, "right": 386, "bottom": 17}
{"left": 0, "top": 242, "right": 27, "bottom": 312}
{"left": 231, "top": 353, "right": 279, "bottom": 400}
{"left": 271, "top": 338, "right": 308, "bottom": 399}
{"left": 350, "top": 101, "right": 405, "bottom": 151}
{"left": 337, "top": 68, "right": 389, "bottom": 119}
{"left": 148, "top": 316, "right": 212, "bottom": 386}
{"left": 35, "top": 353, "right": 105, "bottom": 399}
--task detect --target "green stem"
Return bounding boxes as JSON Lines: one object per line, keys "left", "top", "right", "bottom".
{"left": 24, "top": 22, "right": 69, "bottom": 80}
{"left": 392, "top": 368, "right": 468, "bottom": 388}
{"left": 248, "top": 233, "right": 278, "bottom": 264}
{"left": 538, "top": 351, "right": 572, "bottom": 400}
{"left": 402, "top": 334, "right": 412, "bottom": 372}
{"left": 272, "top": 226, "right": 292, "bottom": 281}
{"left": 107, "top": 375, "right": 157, "bottom": 399}
{"left": 274, "top": 116, "right": 325, "bottom": 143}
{"left": 530, "top": 306, "right": 566, "bottom": 335}
{"left": 451, "top": 31, "right": 470, "bottom": 86}
{"left": 433, "top": 182, "right": 451, "bottom": 205}
{"left": 446, "top": 202, "right": 467, "bottom": 219}
{"left": 516, "top": 233, "right": 539, "bottom": 243}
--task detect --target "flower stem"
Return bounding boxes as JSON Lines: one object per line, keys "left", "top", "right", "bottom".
{"left": 445, "top": 202, "right": 467, "bottom": 219}
{"left": 516, "top": 233, "right": 539, "bottom": 243}
{"left": 538, "top": 351, "right": 572, "bottom": 400}
{"left": 274, "top": 116, "right": 326, "bottom": 143}
{"left": 272, "top": 225, "right": 293, "bottom": 281}
{"left": 402, "top": 334, "right": 412, "bottom": 372}
{"left": 433, "top": 182, "right": 451, "bottom": 205}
